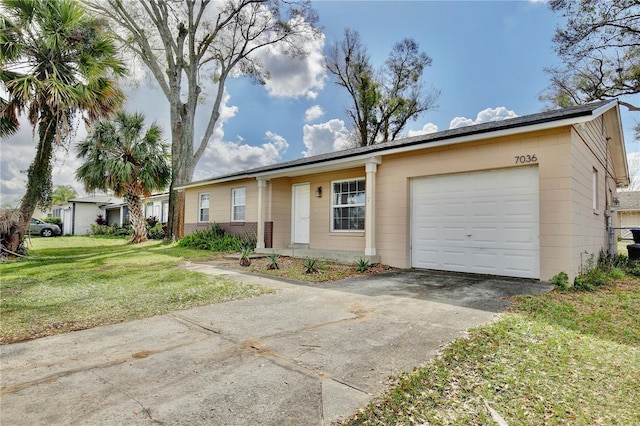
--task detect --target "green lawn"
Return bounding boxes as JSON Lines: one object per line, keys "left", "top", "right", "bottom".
{"left": 345, "top": 278, "right": 640, "bottom": 425}
{"left": 0, "top": 236, "right": 270, "bottom": 344}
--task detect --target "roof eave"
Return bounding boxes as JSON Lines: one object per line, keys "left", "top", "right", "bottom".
{"left": 176, "top": 100, "right": 621, "bottom": 189}
{"left": 602, "top": 102, "right": 630, "bottom": 187}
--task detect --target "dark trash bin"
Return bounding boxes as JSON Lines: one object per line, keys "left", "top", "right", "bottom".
{"left": 631, "top": 229, "right": 640, "bottom": 243}
{"left": 628, "top": 244, "right": 640, "bottom": 261}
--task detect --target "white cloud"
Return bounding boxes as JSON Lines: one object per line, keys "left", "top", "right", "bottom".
{"left": 192, "top": 89, "right": 289, "bottom": 179}
{"left": 193, "top": 131, "right": 289, "bottom": 180}
{"left": 0, "top": 121, "right": 89, "bottom": 205}
{"left": 302, "top": 119, "right": 353, "bottom": 157}
{"left": 449, "top": 116, "right": 475, "bottom": 129}
{"left": 449, "top": 107, "right": 518, "bottom": 129}
{"left": 257, "top": 32, "right": 327, "bottom": 98}
{"left": 408, "top": 123, "right": 439, "bottom": 137}
{"left": 305, "top": 105, "right": 325, "bottom": 123}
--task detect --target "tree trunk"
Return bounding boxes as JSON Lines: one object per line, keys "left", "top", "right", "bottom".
{"left": 167, "top": 101, "right": 196, "bottom": 241}
{"left": 126, "top": 192, "right": 147, "bottom": 244}
{"left": 4, "top": 119, "right": 55, "bottom": 253}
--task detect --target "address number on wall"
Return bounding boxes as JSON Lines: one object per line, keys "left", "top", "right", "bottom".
{"left": 515, "top": 154, "right": 537, "bottom": 164}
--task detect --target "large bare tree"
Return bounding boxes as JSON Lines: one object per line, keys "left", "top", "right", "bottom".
{"left": 325, "top": 28, "right": 379, "bottom": 147}
{"left": 377, "top": 38, "right": 440, "bottom": 142}
{"left": 543, "top": 0, "right": 639, "bottom": 137}
{"left": 86, "top": 0, "right": 320, "bottom": 239}
{"left": 326, "top": 28, "right": 439, "bottom": 147}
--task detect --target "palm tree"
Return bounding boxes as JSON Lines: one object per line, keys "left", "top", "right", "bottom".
{"left": 51, "top": 185, "right": 78, "bottom": 204}
{"left": 0, "top": 0, "right": 125, "bottom": 253}
{"left": 76, "top": 111, "right": 171, "bottom": 243}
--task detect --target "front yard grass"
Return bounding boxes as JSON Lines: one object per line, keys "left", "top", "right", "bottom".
{"left": 345, "top": 276, "right": 640, "bottom": 425}
{"left": 0, "top": 236, "right": 269, "bottom": 344}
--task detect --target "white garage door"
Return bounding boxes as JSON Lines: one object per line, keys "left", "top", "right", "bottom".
{"left": 411, "top": 167, "right": 539, "bottom": 278}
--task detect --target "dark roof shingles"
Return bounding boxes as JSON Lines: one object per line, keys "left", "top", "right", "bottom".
{"left": 190, "top": 100, "right": 614, "bottom": 185}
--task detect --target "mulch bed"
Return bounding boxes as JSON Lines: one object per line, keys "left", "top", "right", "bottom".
{"left": 223, "top": 255, "right": 397, "bottom": 283}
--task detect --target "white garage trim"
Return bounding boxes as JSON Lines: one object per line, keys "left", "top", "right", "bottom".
{"left": 411, "top": 167, "right": 540, "bottom": 279}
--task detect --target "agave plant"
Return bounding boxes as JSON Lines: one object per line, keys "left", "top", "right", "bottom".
{"left": 267, "top": 253, "right": 279, "bottom": 270}
{"left": 239, "top": 246, "right": 252, "bottom": 267}
{"left": 303, "top": 259, "right": 318, "bottom": 274}
{"left": 355, "top": 258, "right": 370, "bottom": 273}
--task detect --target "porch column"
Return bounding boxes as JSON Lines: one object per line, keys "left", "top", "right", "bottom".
{"left": 256, "top": 178, "right": 267, "bottom": 249}
{"left": 365, "top": 158, "right": 381, "bottom": 256}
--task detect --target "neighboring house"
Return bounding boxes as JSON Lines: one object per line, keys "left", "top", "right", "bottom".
{"left": 103, "top": 202, "right": 128, "bottom": 227}
{"left": 103, "top": 193, "right": 169, "bottom": 227}
{"left": 143, "top": 192, "right": 170, "bottom": 223}
{"left": 178, "top": 100, "right": 629, "bottom": 281}
{"left": 616, "top": 191, "right": 640, "bottom": 240}
{"left": 54, "top": 195, "right": 123, "bottom": 235}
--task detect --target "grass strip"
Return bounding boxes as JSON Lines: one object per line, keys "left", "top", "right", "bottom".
{"left": 0, "top": 237, "right": 270, "bottom": 344}
{"left": 346, "top": 278, "right": 640, "bottom": 425}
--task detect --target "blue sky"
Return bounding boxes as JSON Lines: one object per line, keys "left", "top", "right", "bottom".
{"left": 2, "top": 0, "right": 639, "bottom": 203}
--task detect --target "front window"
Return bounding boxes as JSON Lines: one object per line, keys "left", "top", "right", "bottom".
{"left": 232, "top": 188, "right": 245, "bottom": 221}
{"left": 145, "top": 203, "right": 154, "bottom": 218}
{"left": 162, "top": 201, "right": 169, "bottom": 222}
{"left": 199, "top": 193, "right": 210, "bottom": 222}
{"left": 332, "top": 178, "right": 365, "bottom": 231}
{"left": 122, "top": 206, "right": 130, "bottom": 225}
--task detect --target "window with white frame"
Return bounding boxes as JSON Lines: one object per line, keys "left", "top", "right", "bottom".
{"left": 122, "top": 206, "right": 130, "bottom": 225}
{"left": 52, "top": 208, "right": 61, "bottom": 218}
{"left": 592, "top": 168, "right": 598, "bottom": 210}
{"left": 332, "top": 178, "right": 365, "bottom": 231}
{"left": 199, "top": 193, "right": 210, "bottom": 222}
{"left": 162, "top": 201, "right": 169, "bottom": 223}
{"left": 232, "top": 188, "right": 245, "bottom": 221}
{"left": 145, "top": 203, "right": 154, "bottom": 218}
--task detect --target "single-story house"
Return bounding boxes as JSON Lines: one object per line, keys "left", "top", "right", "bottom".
{"left": 615, "top": 191, "right": 640, "bottom": 240}
{"left": 103, "top": 202, "right": 128, "bottom": 227}
{"left": 176, "top": 100, "right": 629, "bottom": 281}
{"left": 143, "top": 192, "right": 170, "bottom": 223}
{"left": 102, "top": 193, "right": 169, "bottom": 227}
{"left": 53, "top": 195, "right": 123, "bottom": 235}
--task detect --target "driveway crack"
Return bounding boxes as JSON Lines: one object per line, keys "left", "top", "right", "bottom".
{"left": 171, "top": 313, "right": 223, "bottom": 335}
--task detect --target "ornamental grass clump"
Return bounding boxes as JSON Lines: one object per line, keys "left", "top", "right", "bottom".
{"left": 178, "top": 224, "right": 253, "bottom": 252}
{"left": 266, "top": 253, "right": 279, "bottom": 270}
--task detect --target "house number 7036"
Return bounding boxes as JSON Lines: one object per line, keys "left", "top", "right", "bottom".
{"left": 515, "top": 154, "right": 537, "bottom": 164}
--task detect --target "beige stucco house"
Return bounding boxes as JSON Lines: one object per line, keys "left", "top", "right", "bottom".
{"left": 177, "top": 100, "right": 629, "bottom": 281}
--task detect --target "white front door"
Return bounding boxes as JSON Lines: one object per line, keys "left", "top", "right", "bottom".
{"left": 62, "top": 208, "right": 72, "bottom": 235}
{"left": 292, "top": 183, "right": 310, "bottom": 244}
{"left": 411, "top": 167, "right": 540, "bottom": 279}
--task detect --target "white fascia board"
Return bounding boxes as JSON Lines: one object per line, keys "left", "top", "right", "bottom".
{"left": 606, "top": 103, "right": 630, "bottom": 186}
{"left": 175, "top": 174, "right": 258, "bottom": 190}
{"left": 254, "top": 156, "right": 381, "bottom": 180}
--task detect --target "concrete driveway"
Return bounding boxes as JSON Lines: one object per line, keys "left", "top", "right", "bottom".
{"left": 0, "top": 266, "right": 550, "bottom": 425}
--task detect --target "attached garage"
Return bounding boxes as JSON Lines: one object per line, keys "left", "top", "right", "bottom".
{"left": 411, "top": 167, "right": 540, "bottom": 278}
